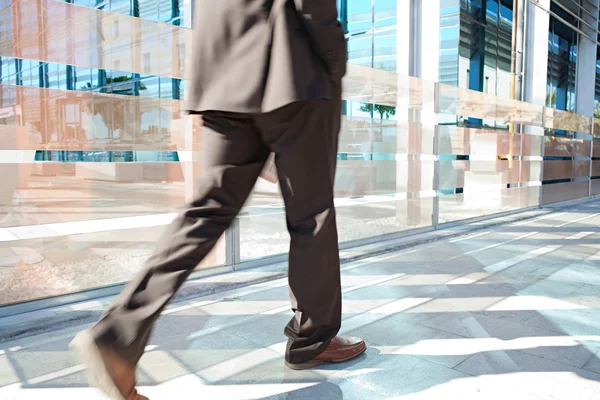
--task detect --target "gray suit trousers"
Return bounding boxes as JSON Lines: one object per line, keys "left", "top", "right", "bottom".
{"left": 91, "top": 86, "right": 343, "bottom": 365}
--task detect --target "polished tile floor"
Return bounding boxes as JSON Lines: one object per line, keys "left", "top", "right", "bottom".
{"left": 2, "top": 204, "right": 600, "bottom": 399}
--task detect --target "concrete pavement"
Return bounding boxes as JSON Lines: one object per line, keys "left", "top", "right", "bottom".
{"left": 2, "top": 202, "right": 600, "bottom": 399}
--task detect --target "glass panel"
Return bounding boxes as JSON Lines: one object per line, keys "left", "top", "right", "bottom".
{"left": 109, "top": 0, "right": 130, "bottom": 14}
{"left": 544, "top": 108, "right": 592, "bottom": 134}
{"left": 546, "top": 13, "right": 578, "bottom": 113}
{"left": 1, "top": 0, "right": 189, "bottom": 79}
{"left": 1, "top": 96, "right": 224, "bottom": 305}
{"left": 437, "top": 125, "right": 542, "bottom": 223}
{"left": 439, "top": 9, "right": 460, "bottom": 86}
{"left": 239, "top": 112, "right": 436, "bottom": 262}
{"left": 497, "top": 0, "right": 512, "bottom": 98}
{"left": 374, "top": 0, "right": 397, "bottom": 30}
{"left": 373, "top": 29, "right": 396, "bottom": 72}
{"left": 139, "top": 0, "right": 159, "bottom": 21}
{"left": 542, "top": 181, "right": 589, "bottom": 205}
{"left": 158, "top": 0, "right": 174, "bottom": 23}
{"left": 74, "top": 67, "right": 93, "bottom": 91}
{"left": 591, "top": 179, "right": 600, "bottom": 196}
{"left": 348, "top": 33, "right": 373, "bottom": 68}
{"left": 346, "top": 0, "right": 373, "bottom": 35}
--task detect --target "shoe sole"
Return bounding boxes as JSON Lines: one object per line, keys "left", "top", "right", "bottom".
{"left": 69, "top": 330, "right": 127, "bottom": 400}
{"left": 285, "top": 343, "right": 367, "bottom": 370}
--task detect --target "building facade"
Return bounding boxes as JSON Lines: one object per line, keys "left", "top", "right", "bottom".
{"left": 1, "top": 0, "right": 600, "bottom": 309}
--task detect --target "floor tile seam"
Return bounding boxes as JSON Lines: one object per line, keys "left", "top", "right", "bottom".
{"left": 476, "top": 287, "right": 592, "bottom": 305}
{"left": 408, "top": 314, "right": 512, "bottom": 356}
{"left": 571, "top": 283, "right": 600, "bottom": 296}
{"left": 465, "top": 250, "right": 570, "bottom": 291}
{"left": 467, "top": 309, "right": 572, "bottom": 336}
{"left": 215, "top": 327, "right": 286, "bottom": 360}
{"left": 402, "top": 351, "right": 469, "bottom": 370}
{"left": 450, "top": 353, "right": 479, "bottom": 377}
{"left": 185, "top": 350, "right": 287, "bottom": 386}
{"left": 444, "top": 242, "right": 542, "bottom": 263}
{"left": 182, "top": 273, "right": 411, "bottom": 342}
{"left": 427, "top": 308, "right": 600, "bottom": 349}
{"left": 362, "top": 324, "right": 473, "bottom": 349}
{"left": 362, "top": 299, "right": 449, "bottom": 328}
{"left": 343, "top": 289, "right": 436, "bottom": 315}
{"left": 19, "top": 363, "right": 86, "bottom": 387}
{"left": 510, "top": 346, "right": 597, "bottom": 371}
{"left": 343, "top": 290, "right": 418, "bottom": 308}
{"left": 452, "top": 345, "right": 600, "bottom": 380}
{"left": 323, "top": 370, "right": 396, "bottom": 398}
{"left": 469, "top": 316, "right": 600, "bottom": 348}
{"left": 582, "top": 350, "right": 600, "bottom": 372}
{"left": 138, "top": 350, "right": 212, "bottom": 388}
{"left": 341, "top": 351, "right": 471, "bottom": 393}
{"left": 537, "top": 281, "right": 591, "bottom": 299}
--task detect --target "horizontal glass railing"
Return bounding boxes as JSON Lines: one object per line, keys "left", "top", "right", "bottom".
{"left": 0, "top": 0, "right": 189, "bottom": 78}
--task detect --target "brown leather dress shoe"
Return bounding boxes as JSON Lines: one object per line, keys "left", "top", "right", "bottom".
{"left": 285, "top": 336, "right": 367, "bottom": 370}
{"left": 70, "top": 330, "right": 148, "bottom": 400}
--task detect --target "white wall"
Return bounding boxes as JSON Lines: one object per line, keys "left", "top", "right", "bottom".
{"left": 522, "top": 0, "right": 550, "bottom": 108}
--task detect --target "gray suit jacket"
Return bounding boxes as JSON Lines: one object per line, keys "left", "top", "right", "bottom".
{"left": 185, "top": 0, "right": 347, "bottom": 114}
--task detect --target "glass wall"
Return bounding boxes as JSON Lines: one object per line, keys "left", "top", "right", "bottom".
{"left": 438, "top": 1, "right": 513, "bottom": 101}
{"left": 0, "top": 0, "right": 599, "bottom": 308}
{"left": 540, "top": 1, "right": 595, "bottom": 205}
{"left": 546, "top": 6, "right": 578, "bottom": 113}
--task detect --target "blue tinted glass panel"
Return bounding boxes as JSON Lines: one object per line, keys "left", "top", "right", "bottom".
{"left": 374, "top": 0, "right": 396, "bottom": 29}
{"left": 347, "top": 0, "right": 372, "bottom": 34}
{"left": 374, "top": 30, "right": 396, "bottom": 71}
{"left": 348, "top": 34, "right": 373, "bottom": 67}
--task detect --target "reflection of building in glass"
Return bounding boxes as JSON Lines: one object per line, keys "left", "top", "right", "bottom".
{"left": 0, "top": 0, "right": 185, "bottom": 162}
{"left": 334, "top": 0, "right": 600, "bottom": 222}
{"left": 338, "top": 0, "right": 600, "bottom": 123}
{"left": 3, "top": 1, "right": 599, "bottom": 124}
{"left": 546, "top": 3, "right": 578, "bottom": 113}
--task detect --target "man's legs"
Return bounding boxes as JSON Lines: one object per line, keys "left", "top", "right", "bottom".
{"left": 254, "top": 85, "right": 346, "bottom": 365}
{"left": 73, "top": 112, "right": 269, "bottom": 397}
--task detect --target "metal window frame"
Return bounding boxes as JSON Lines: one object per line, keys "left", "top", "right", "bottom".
{"left": 530, "top": 0, "right": 600, "bottom": 45}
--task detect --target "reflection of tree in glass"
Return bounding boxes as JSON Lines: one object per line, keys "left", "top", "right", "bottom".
{"left": 80, "top": 76, "right": 147, "bottom": 91}
{"left": 359, "top": 103, "right": 396, "bottom": 142}
{"left": 359, "top": 103, "right": 396, "bottom": 120}
{"left": 545, "top": 88, "right": 575, "bottom": 113}
{"left": 546, "top": 89, "right": 556, "bottom": 108}
{"left": 594, "top": 103, "right": 600, "bottom": 120}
